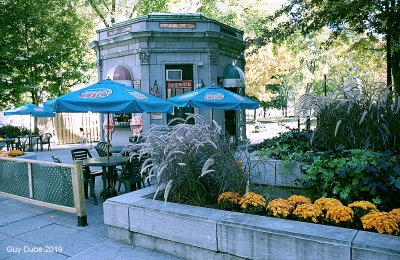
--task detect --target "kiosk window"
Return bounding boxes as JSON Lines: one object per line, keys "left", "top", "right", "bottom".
{"left": 166, "top": 64, "right": 194, "bottom": 124}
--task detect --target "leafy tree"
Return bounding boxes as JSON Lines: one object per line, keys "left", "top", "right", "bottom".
{"left": 258, "top": 0, "right": 400, "bottom": 93}
{"left": 87, "top": 0, "right": 168, "bottom": 27}
{"left": 0, "top": 0, "right": 96, "bottom": 109}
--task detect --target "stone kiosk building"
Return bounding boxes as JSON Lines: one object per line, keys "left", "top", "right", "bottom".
{"left": 90, "top": 13, "right": 247, "bottom": 145}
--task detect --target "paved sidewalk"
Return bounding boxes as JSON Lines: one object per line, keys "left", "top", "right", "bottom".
{"left": 0, "top": 143, "right": 181, "bottom": 260}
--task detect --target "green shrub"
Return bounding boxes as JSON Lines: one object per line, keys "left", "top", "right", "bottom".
{"left": 257, "top": 129, "right": 314, "bottom": 163}
{"left": 0, "top": 125, "right": 30, "bottom": 138}
{"left": 301, "top": 149, "right": 400, "bottom": 211}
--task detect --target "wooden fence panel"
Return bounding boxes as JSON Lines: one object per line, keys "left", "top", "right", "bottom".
{"left": 50, "top": 113, "right": 100, "bottom": 145}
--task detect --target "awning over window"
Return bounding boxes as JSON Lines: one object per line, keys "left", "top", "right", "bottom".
{"left": 223, "top": 65, "right": 245, "bottom": 88}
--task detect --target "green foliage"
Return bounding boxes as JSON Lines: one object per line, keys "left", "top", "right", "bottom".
{"left": 242, "top": 205, "right": 266, "bottom": 215}
{"left": 0, "top": 0, "right": 96, "bottom": 108}
{"left": 301, "top": 149, "right": 400, "bottom": 211}
{"left": 0, "top": 125, "right": 30, "bottom": 138}
{"left": 256, "top": 129, "right": 313, "bottom": 161}
{"left": 87, "top": 0, "right": 168, "bottom": 27}
{"left": 259, "top": 0, "right": 400, "bottom": 92}
{"left": 217, "top": 199, "right": 240, "bottom": 211}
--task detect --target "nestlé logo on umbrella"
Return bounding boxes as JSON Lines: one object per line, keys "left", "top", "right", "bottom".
{"left": 15, "top": 106, "right": 28, "bottom": 111}
{"left": 80, "top": 88, "right": 112, "bottom": 99}
{"left": 126, "top": 90, "right": 148, "bottom": 100}
{"left": 232, "top": 94, "right": 244, "bottom": 101}
{"left": 179, "top": 92, "right": 199, "bottom": 99}
{"left": 204, "top": 92, "right": 224, "bottom": 100}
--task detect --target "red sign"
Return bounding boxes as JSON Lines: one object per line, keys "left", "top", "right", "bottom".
{"left": 103, "top": 119, "right": 114, "bottom": 133}
{"left": 167, "top": 80, "right": 192, "bottom": 89}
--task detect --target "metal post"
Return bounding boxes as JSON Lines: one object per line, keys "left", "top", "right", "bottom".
{"left": 324, "top": 74, "right": 327, "bottom": 96}
{"left": 57, "top": 71, "right": 63, "bottom": 97}
{"left": 58, "top": 78, "right": 62, "bottom": 96}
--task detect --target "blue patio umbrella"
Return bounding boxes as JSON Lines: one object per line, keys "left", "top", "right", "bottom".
{"left": 4, "top": 104, "right": 55, "bottom": 151}
{"left": 44, "top": 79, "right": 173, "bottom": 114}
{"left": 167, "top": 85, "right": 259, "bottom": 110}
{"left": 4, "top": 103, "right": 55, "bottom": 117}
{"left": 168, "top": 85, "right": 259, "bottom": 129}
{"left": 44, "top": 79, "right": 173, "bottom": 157}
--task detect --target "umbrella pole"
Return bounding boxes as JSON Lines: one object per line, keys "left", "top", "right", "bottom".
{"left": 107, "top": 112, "right": 110, "bottom": 160}
{"left": 210, "top": 109, "right": 213, "bottom": 130}
{"left": 29, "top": 113, "right": 32, "bottom": 151}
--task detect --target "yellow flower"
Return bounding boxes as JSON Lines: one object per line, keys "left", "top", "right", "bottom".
{"left": 239, "top": 192, "right": 266, "bottom": 209}
{"left": 315, "top": 197, "right": 343, "bottom": 211}
{"left": 326, "top": 205, "right": 353, "bottom": 223}
{"left": 348, "top": 201, "right": 377, "bottom": 211}
{"left": 361, "top": 211, "right": 399, "bottom": 235}
{"left": 389, "top": 208, "right": 400, "bottom": 224}
{"left": 266, "top": 199, "right": 293, "bottom": 218}
{"left": 287, "top": 195, "right": 312, "bottom": 207}
{"left": 218, "top": 191, "right": 241, "bottom": 204}
{"left": 293, "top": 204, "right": 323, "bottom": 223}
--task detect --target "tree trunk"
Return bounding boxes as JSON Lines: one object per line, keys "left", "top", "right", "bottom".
{"left": 392, "top": 41, "right": 400, "bottom": 94}
{"left": 387, "top": 34, "right": 392, "bottom": 89}
{"left": 253, "top": 109, "right": 257, "bottom": 121}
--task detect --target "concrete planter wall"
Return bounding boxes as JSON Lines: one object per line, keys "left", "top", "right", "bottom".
{"left": 104, "top": 187, "right": 400, "bottom": 260}
{"left": 250, "top": 158, "right": 304, "bottom": 188}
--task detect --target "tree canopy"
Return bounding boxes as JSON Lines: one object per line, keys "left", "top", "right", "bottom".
{"left": 257, "top": 0, "right": 400, "bottom": 92}
{"left": 87, "top": 0, "right": 168, "bottom": 27}
{"left": 0, "top": 0, "right": 96, "bottom": 109}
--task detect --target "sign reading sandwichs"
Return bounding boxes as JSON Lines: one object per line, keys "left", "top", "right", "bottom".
{"left": 167, "top": 80, "right": 192, "bottom": 89}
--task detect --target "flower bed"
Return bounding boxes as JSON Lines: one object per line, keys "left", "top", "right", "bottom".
{"left": 218, "top": 192, "right": 400, "bottom": 236}
{"left": 0, "top": 150, "right": 25, "bottom": 158}
{"left": 104, "top": 187, "right": 400, "bottom": 260}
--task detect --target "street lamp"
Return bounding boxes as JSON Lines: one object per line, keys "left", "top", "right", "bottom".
{"left": 57, "top": 71, "right": 63, "bottom": 97}
{"left": 322, "top": 67, "right": 329, "bottom": 96}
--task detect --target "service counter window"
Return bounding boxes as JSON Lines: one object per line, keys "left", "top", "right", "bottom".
{"left": 114, "top": 113, "right": 132, "bottom": 126}
{"left": 165, "top": 64, "right": 194, "bottom": 124}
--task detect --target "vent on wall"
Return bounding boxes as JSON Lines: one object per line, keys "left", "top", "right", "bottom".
{"left": 166, "top": 69, "right": 182, "bottom": 81}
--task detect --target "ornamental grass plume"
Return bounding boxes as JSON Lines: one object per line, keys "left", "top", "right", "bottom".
{"left": 293, "top": 203, "right": 324, "bottom": 223}
{"left": 326, "top": 205, "right": 354, "bottom": 226}
{"left": 266, "top": 198, "right": 294, "bottom": 218}
{"left": 287, "top": 195, "right": 312, "bottom": 208}
{"left": 239, "top": 192, "right": 266, "bottom": 214}
{"left": 314, "top": 197, "right": 343, "bottom": 212}
{"left": 218, "top": 191, "right": 242, "bottom": 210}
{"left": 361, "top": 211, "right": 399, "bottom": 235}
{"left": 138, "top": 114, "right": 248, "bottom": 206}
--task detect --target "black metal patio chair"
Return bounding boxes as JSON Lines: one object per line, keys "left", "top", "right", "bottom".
{"left": 116, "top": 154, "right": 148, "bottom": 193}
{"left": 39, "top": 133, "right": 52, "bottom": 151}
{"left": 71, "top": 148, "right": 102, "bottom": 204}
